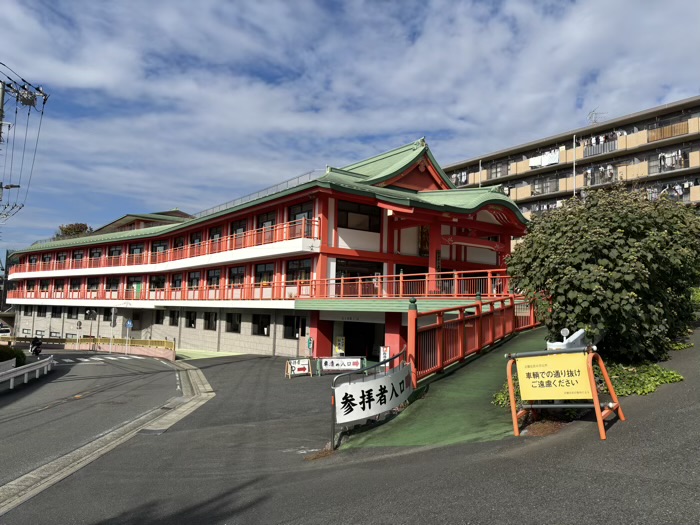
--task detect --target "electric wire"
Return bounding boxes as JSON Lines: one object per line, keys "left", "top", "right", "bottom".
{"left": 15, "top": 103, "right": 33, "bottom": 206}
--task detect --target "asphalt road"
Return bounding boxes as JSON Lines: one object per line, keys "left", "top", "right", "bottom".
{"left": 2, "top": 336, "right": 700, "bottom": 524}
{"left": 0, "top": 351, "right": 177, "bottom": 488}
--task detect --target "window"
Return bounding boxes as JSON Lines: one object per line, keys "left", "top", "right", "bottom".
{"left": 229, "top": 266, "right": 245, "bottom": 286}
{"left": 37, "top": 306, "right": 47, "bottom": 318}
{"left": 57, "top": 252, "right": 67, "bottom": 262}
{"left": 150, "top": 275, "right": 166, "bottom": 289}
{"left": 109, "top": 246, "right": 122, "bottom": 257}
{"left": 26, "top": 280, "right": 36, "bottom": 291}
{"left": 50, "top": 331, "right": 60, "bottom": 338}
{"left": 252, "top": 314, "right": 271, "bottom": 336}
{"left": 87, "top": 278, "right": 100, "bottom": 290}
{"left": 287, "top": 259, "right": 311, "bottom": 281}
{"left": 73, "top": 250, "right": 84, "bottom": 260}
{"left": 155, "top": 310, "right": 165, "bottom": 325}
{"left": 283, "top": 316, "right": 307, "bottom": 340}
{"left": 288, "top": 202, "right": 314, "bottom": 221}
{"left": 65, "top": 332, "right": 76, "bottom": 339}
{"left": 129, "top": 243, "right": 144, "bottom": 255}
{"left": 230, "top": 219, "right": 246, "bottom": 235}
{"left": 103, "top": 308, "right": 114, "bottom": 323}
{"left": 190, "top": 232, "right": 202, "bottom": 244}
{"left": 39, "top": 279, "right": 50, "bottom": 291}
{"left": 185, "top": 311, "right": 197, "bottom": 328}
{"left": 174, "top": 237, "right": 185, "bottom": 248}
{"left": 90, "top": 248, "right": 102, "bottom": 258}
{"left": 169, "top": 310, "right": 180, "bottom": 326}
{"left": 23, "top": 328, "right": 32, "bottom": 335}
{"left": 35, "top": 330, "right": 45, "bottom": 336}
{"left": 171, "top": 273, "right": 183, "bottom": 289}
{"left": 70, "top": 278, "right": 81, "bottom": 291}
{"left": 106, "top": 277, "right": 120, "bottom": 291}
{"left": 23, "top": 305, "right": 33, "bottom": 316}
{"left": 67, "top": 307, "right": 78, "bottom": 319}
{"left": 257, "top": 211, "right": 276, "bottom": 229}
{"left": 54, "top": 279, "right": 65, "bottom": 291}
{"left": 255, "top": 263, "right": 274, "bottom": 284}
{"left": 188, "top": 271, "right": 200, "bottom": 288}
{"left": 337, "top": 200, "right": 381, "bottom": 232}
{"left": 42, "top": 254, "right": 52, "bottom": 263}
{"left": 152, "top": 240, "right": 169, "bottom": 252}
{"left": 51, "top": 306, "right": 62, "bottom": 319}
{"left": 225, "top": 313, "right": 241, "bottom": 333}
{"left": 209, "top": 226, "right": 222, "bottom": 240}
{"left": 207, "top": 269, "right": 220, "bottom": 287}
{"left": 204, "top": 312, "right": 217, "bottom": 330}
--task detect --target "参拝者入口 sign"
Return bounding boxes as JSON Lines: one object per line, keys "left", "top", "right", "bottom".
{"left": 333, "top": 363, "right": 413, "bottom": 424}
{"left": 516, "top": 352, "right": 593, "bottom": 401}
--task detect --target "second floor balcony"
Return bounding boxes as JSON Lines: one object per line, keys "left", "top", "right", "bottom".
{"left": 7, "top": 270, "right": 512, "bottom": 303}
{"left": 10, "top": 218, "right": 319, "bottom": 277}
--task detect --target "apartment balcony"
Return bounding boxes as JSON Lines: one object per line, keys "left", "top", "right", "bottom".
{"left": 7, "top": 270, "right": 513, "bottom": 305}
{"left": 648, "top": 120, "right": 689, "bottom": 143}
{"left": 583, "top": 140, "right": 618, "bottom": 158}
{"left": 9, "top": 218, "right": 320, "bottom": 279}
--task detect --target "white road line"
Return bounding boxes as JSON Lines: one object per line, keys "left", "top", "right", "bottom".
{"left": 104, "top": 357, "right": 120, "bottom": 360}
{"left": 116, "top": 357, "right": 131, "bottom": 360}
{"left": 77, "top": 358, "right": 91, "bottom": 362}
{"left": 62, "top": 359, "right": 75, "bottom": 363}
{"left": 90, "top": 357, "right": 104, "bottom": 361}
{"left": 130, "top": 356, "right": 145, "bottom": 359}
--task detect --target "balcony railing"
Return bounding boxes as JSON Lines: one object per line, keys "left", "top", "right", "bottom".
{"left": 10, "top": 218, "right": 319, "bottom": 275}
{"left": 583, "top": 140, "right": 618, "bottom": 158}
{"left": 648, "top": 120, "right": 689, "bottom": 143}
{"left": 8, "top": 270, "right": 512, "bottom": 302}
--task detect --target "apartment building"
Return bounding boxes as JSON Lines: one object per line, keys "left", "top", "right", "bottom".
{"left": 7, "top": 139, "right": 527, "bottom": 359}
{"left": 444, "top": 96, "right": 700, "bottom": 218}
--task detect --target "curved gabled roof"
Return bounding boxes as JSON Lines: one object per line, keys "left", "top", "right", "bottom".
{"left": 13, "top": 139, "right": 526, "bottom": 256}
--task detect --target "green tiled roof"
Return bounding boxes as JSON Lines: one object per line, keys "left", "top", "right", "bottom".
{"left": 14, "top": 139, "right": 524, "bottom": 256}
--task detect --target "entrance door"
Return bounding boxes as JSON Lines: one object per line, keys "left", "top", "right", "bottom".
{"left": 343, "top": 322, "right": 376, "bottom": 358}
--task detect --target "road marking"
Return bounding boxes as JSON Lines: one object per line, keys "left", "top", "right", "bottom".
{"left": 104, "top": 357, "right": 120, "bottom": 360}
{"left": 90, "top": 357, "right": 104, "bottom": 361}
{"left": 130, "top": 356, "right": 145, "bottom": 359}
{"left": 116, "top": 357, "right": 131, "bottom": 360}
{"left": 62, "top": 359, "right": 75, "bottom": 363}
{"left": 0, "top": 363, "right": 215, "bottom": 517}
{"left": 77, "top": 358, "right": 91, "bottom": 362}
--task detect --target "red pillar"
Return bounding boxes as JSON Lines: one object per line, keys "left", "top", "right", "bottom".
{"left": 309, "top": 311, "right": 333, "bottom": 358}
{"left": 384, "top": 311, "right": 404, "bottom": 367}
{"left": 428, "top": 222, "right": 442, "bottom": 293}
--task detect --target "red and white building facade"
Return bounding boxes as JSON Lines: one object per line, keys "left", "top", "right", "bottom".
{"left": 7, "top": 139, "right": 527, "bottom": 359}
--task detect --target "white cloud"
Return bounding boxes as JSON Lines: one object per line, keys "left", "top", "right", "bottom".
{"left": 0, "top": 0, "right": 699, "bottom": 255}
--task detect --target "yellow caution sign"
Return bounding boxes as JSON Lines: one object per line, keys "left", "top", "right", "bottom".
{"left": 516, "top": 352, "right": 592, "bottom": 401}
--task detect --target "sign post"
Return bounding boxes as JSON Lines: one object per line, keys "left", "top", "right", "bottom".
{"left": 125, "top": 319, "right": 133, "bottom": 355}
{"left": 76, "top": 320, "right": 82, "bottom": 351}
{"left": 109, "top": 308, "right": 117, "bottom": 354}
{"left": 506, "top": 345, "right": 625, "bottom": 440}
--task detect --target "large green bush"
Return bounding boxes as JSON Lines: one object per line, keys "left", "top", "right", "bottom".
{"left": 0, "top": 346, "right": 26, "bottom": 367}
{"left": 507, "top": 186, "right": 700, "bottom": 362}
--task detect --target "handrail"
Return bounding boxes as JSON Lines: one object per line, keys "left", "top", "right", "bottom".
{"left": 0, "top": 355, "right": 55, "bottom": 389}
{"left": 10, "top": 218, "right": 320, "bottom": 275}
{"left": 7, "top": 269, "right": 514, "bottom": 302}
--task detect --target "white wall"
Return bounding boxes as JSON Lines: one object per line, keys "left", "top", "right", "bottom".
{"left": 467, "top": 247, "right": 498, "bottom": 265}
{"left": 399, "top": 227, "right": 419, "bottom": 255}
{"left": 337, "top": 228, "right": 380, "bottom": 252}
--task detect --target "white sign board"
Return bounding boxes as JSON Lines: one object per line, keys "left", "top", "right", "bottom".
{"left": 320, "top": 357, "right": 363, "bottom": 373}
{"left": 286, "top": 358, "right": 312, "bottom": 378}
{"left": 379, "top": 346, "right": 390, "bottom": 371}
{"left": 334, "top": 363, "right": 413, "bottom": 424}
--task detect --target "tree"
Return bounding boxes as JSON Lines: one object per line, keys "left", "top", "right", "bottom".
{"left": 507, "top": 185, "right": 700, "bottom": 362}
{"left": 54, "top": 223, "right": 93, "bottom": 240}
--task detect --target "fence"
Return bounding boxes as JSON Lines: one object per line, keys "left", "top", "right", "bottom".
{"left": 0, "top": 355, "right": 55, "bottom": 390}
{"left": 406, "top": 296, "right": 538, "bottom": 387}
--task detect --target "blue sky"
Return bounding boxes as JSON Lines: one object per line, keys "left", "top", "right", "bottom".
{"left": 1, "top": 0, "right": 699, "bottom": 258}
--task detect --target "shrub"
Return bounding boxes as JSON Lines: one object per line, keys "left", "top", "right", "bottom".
{"left": 0, "top": 346, "right": 26, "bottom": 367}
{"left": 507, "top": 186, "right": 700, "bottom": 363}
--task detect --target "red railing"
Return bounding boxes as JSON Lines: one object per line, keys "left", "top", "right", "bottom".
{"left": 407, "top": 296, "right": 539, "bottom": 387}
{"left": 298, "top": 270, "right": 511, "bottom": 299}
{"left": 7, "top": 269, "right": 513, "bottom": 303}
{"left": 9, "top": 218, "right": 319, "bottom": 275}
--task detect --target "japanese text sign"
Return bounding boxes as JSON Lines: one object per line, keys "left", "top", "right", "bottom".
{"left": 516, "top": 353, "right": 592, "bottom": 401}
{"left": 320, "top": 358, "right": 363, "bottom": 373}
{"left": 333, "top": 363, "right": 413, "bottom": 425}
{"left": 286, "top": 358, "right": 312, "bottom": 378}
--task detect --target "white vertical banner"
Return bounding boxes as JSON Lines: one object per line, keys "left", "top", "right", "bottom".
{"left": 334, "top": 363, "right": 413, "bottom": 425}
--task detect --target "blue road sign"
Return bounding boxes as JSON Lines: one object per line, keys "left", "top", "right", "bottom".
{"left": 126, "top": 319, "right": 133, "bottom": 329}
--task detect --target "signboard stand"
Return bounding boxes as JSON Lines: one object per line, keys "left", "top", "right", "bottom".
{"left": 506, "top": 346, "right": 625, "bottom": 440}
{"left": 285, "top": 358, "right": 313, "bottom": 378}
